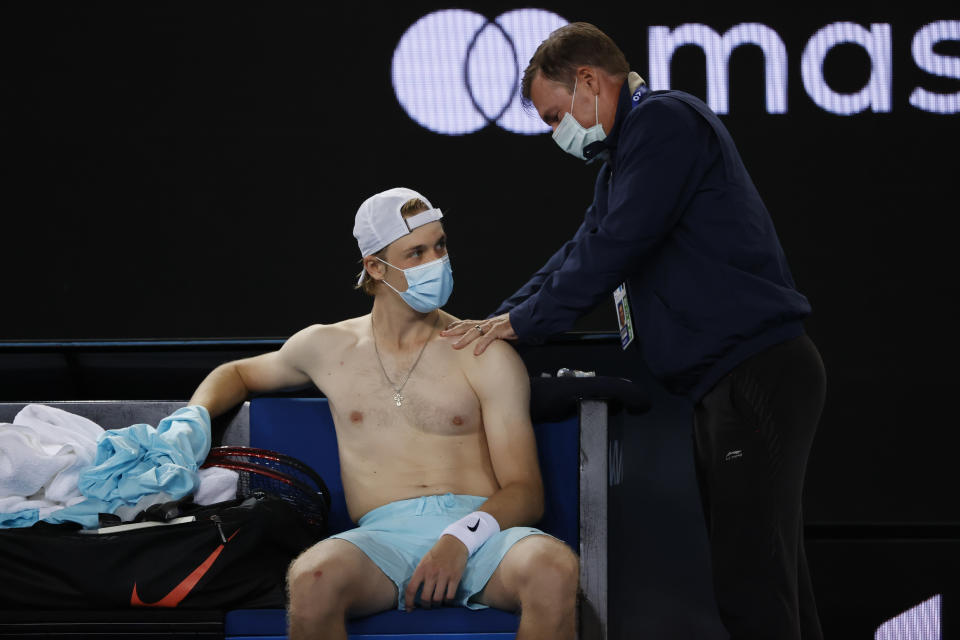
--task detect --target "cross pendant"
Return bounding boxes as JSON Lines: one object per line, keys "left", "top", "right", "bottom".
{"left": 394, "top": 392, "right": 404, "bottom": 407}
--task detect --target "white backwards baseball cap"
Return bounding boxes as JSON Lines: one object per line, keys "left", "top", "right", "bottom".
{"left": 354, "top": 187, "right": 444, "bottom": 283}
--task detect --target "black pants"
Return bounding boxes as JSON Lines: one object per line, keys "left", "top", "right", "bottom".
{"left": 693, "top": 334, "right": 826, "bottom": 640}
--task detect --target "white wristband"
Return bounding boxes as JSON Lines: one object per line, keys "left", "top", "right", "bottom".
{"left": 441, "top": 511, "right": 500, "bottom": 556}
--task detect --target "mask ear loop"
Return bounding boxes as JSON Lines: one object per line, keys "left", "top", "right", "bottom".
{"left": 377, "top": 257, "right": 400, "bottom": 271}
{"left": 571, "top": 75, "right": 600, "bottom": 128}
{"left": 375, "top": 257, "right": 407, "bottom": 295}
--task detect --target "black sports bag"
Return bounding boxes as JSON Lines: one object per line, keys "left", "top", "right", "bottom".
{"left": 0, "top": 446, "right": 332, "bottom": 610}
{"left": 0, "top": 493, "right": 324, "bottom": 610}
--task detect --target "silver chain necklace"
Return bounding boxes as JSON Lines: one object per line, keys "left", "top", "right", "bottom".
{"left": 370, "top": 313, "right": 438, "bottom": 407}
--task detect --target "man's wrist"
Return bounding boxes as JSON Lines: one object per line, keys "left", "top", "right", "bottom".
{"left": 441, "top": 511, "right": 500, "bottom": 556}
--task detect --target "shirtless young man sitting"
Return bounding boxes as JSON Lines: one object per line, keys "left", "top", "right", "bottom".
{"left": 188, "top": 188, "right": 579, "bottom": 640}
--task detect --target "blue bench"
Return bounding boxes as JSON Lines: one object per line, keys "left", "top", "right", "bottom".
{"left": 223, "top": 396, "right": 580, "bottom": 640}
{"left": 0, "top": 376, "right": 645, "bottom": 639}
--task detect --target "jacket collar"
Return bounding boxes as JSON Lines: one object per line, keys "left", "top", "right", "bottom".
{"left": 583, "top": 72, "right": 650, "bottom": 166}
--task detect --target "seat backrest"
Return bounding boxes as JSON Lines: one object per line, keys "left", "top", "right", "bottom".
{"left": 248, "top": 396, "right": 578, "bottom": 548}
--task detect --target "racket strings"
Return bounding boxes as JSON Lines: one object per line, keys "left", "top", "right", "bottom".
{"left": 203, "top": 446, "right": 330, "bottom": 531}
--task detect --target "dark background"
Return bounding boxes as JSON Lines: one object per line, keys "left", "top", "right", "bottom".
{"left": 1, "top": 1, "right": 958, "bottom": 636}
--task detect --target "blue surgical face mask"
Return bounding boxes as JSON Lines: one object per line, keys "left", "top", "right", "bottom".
{"left": 552, "top": 77, "right": 606, "bottom": 161}
{"left": 377, "top": 255, "right": 454, "bottom": 313}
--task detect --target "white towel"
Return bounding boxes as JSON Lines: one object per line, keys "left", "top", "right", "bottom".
{"left": 1, "top": 404, "right": 239, "bottom": 527}
{"left": 194, "top": 466, "right": 239, "bottom": 505}
{"left": 0, "top": 405, "right": 103, "bottom": 512}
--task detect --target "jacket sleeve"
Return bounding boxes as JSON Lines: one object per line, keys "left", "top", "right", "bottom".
{"left": 508, "top": 97, "right": 708, "bottom": 341}
{"left": 491, "top": 217, "right": 591, "bottom": 317}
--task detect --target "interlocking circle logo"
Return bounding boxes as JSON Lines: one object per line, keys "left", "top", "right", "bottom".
{"left": 392, "top": 9, "right": 569, "bottom": 135}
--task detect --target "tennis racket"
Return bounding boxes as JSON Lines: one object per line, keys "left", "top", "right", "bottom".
{"left": 202, "top": 446, "right": 331, "bottom": 531}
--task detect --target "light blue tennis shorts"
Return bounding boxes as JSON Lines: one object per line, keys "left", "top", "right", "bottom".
{"left": 329, "top": 493, "right": 549, "bottom": 610}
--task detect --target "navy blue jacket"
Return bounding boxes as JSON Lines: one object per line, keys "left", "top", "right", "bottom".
{"left": 495, "top": 81, "right": 810, "bottom": 401}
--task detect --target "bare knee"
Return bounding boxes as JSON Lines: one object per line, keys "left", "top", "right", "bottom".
{"left": 287, "top": 541, "right": 355, "bottom": 622}
{"left": 514, "top": 537, "right": 579, "bottom": 608}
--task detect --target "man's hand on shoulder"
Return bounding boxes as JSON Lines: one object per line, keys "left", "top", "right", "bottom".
{"left": 404, "top": 535, "right": 469, "bottom": 611}
{"left": 440, "top": 312, "right": 517, "bottom": 355}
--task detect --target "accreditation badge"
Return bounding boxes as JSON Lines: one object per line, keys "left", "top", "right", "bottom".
{"left": 613, "top": 283, "right": 635, "bottom": 350}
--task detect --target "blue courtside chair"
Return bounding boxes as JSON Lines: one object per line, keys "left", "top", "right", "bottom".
{"left": 223, "top": 395, "right": 581, "bottom": 640}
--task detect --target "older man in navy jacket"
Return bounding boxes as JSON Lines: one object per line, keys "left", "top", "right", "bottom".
{"left": 442, "top": 21, "right": 826, "bottom": 640}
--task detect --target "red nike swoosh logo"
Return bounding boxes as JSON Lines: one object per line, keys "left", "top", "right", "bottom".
{"left": 130, "top": 528, "right": 240, "bottom": 608}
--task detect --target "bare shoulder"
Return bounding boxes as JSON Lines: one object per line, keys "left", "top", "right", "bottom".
{"left": 434, "top": 310, "right": 525, "bottom": 382}
{"left": 281, "top": 316, "right": 367, "bottom": 364}
{"left": 288, "top": 318, "right": 364, "bottom": 345}
{"left": 456, "top": 338, "right": 529, "bottom": 392}
{"left": 469, "top": 338, "right": 524, "bottom": 367}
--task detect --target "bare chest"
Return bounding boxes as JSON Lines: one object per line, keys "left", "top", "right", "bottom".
{"left": 309, "top": 344, "right": 482, "bottom": 438}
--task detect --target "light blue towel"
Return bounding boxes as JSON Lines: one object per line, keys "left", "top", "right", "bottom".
{"left": 41, "top": 405, "right": 211, "bottom": 529}
{"left": 0, "top": 509, "right": 40, "bottom": 528}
